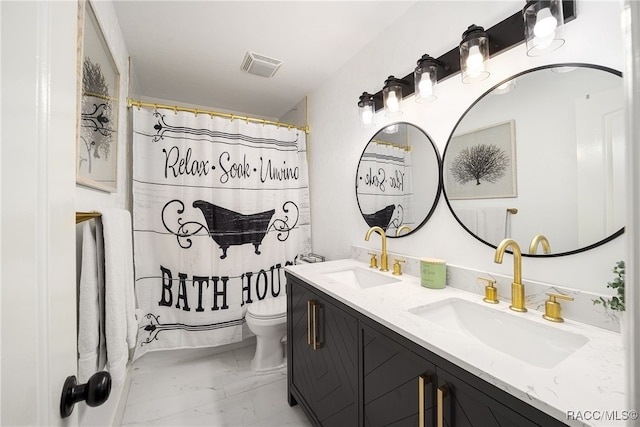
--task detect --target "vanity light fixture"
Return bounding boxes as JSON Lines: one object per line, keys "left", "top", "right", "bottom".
{"left": 382, "top": 124, "right": 399, "bottom": 134}
{"left": 358, "top": 92, "right": 375, "bottom": 128}
{"left": 460, "top": 25, "right": 490, "bottom": 83}
{"left": 356, "top": 1, "right": 576, "bottom": 120}
{"left": 414, "top": 54, "right": 439, "bottom": 103}
{"left": 383, "top": 76, "right": 404, "bottom": 117}
{"left": 523, "top": 0, "right": 565, "bottom": 56}
{"left": 493, "top": 79, "right": 517, "bottom": 95}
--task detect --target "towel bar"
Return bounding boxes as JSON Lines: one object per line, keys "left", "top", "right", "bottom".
{"left": 76, "top": 212, "right": 101, "bottom": 224}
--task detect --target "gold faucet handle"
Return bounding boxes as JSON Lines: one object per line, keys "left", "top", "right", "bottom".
{"left": 368, "top": 252, "right": 378, "bottom": 269}
{"left": 478, "top": 277, "right": 499, "bottom": 304}
{"left": 543, "top": 292, "right": 574, "bottom": 323}
{"left": 546, "top": 292, "right": 574, "bottom": 302}
{"left": 392, "top": 259, "right": 405, "bottom": 276}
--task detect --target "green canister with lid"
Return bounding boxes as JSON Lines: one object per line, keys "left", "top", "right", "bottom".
{"left": 420, "top": 258, "right": 446, "bottom": 289}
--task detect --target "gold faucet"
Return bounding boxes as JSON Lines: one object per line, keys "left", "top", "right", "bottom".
{"left": 396, "top": 225, "right": 412, "bottom": 237}
{"left": 365, "top": 226, "right": 388, "bottom": 272}
{"left": 529, "top": 234, "right": 551, "bottom": 255}
{"left": 494, "top": 239, "right": 527, "bottom": 312}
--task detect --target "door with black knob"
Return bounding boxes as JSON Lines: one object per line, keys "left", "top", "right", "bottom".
{"left": 2, "top": 2, "right": 78, "bottom": 425}
{"left": 60, "top": 371, "right": 112, "bottom": 418}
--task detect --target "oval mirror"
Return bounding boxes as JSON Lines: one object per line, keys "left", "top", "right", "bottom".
{"left": 356, "top": 122, "right": 442, "bottom": 237}
{"left": 443, "top": 64, "right": 624, "bottom": 256}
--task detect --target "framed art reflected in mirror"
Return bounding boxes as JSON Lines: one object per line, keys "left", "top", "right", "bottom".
{"left": 445, "top": 120, "right": 517, "bottom": 200}
{"left": 76, "top": 0, "right": 119, "bottom": 193}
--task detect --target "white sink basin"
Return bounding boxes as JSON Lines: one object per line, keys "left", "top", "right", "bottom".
{"left": 408, "top": 298, "right": 589, "bottom": 369}
{"left": 321, "top": 266, "right": 400, "bottom": 289}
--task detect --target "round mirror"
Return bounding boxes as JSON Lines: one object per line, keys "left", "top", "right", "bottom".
{"left": 356, "top": 122, "right": 442, "bottom": 237}
{"left": 443, "top": 64, "right": 624, "bottom": 256}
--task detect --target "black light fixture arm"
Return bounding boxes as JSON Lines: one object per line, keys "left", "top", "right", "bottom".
{"left": 369, "top": 0, "right": 576, "bottom": 112}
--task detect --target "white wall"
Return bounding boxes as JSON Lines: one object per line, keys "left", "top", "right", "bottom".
{"left": 307, "top": 1, "right": 626, "bottom": 294}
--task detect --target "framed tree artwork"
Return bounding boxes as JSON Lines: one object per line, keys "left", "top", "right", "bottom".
{"left": 76, "top": 0, "right": 119, "bottom": 192}
{"left": 445, "top": 120, "right": 517, "bottom": 200}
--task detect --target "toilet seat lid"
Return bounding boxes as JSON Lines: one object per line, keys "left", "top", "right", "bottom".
{"left": 247, "top": 296, "right": 286, "bottom": 319}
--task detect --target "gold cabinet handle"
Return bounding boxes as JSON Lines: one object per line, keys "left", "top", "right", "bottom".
{"left": 312, "top": 301, "right": 321, "bottom": 350}
{"left": 437, "top": 384, "right": 449, "bottom": 427}
{"left": 307, "top": 300, "right": 314, "bottom": 345}
{"left": 418, "top": 373, "right": 432, "bottom": 427}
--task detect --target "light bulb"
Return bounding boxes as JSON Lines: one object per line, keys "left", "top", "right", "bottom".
{"left": 533, "top": 32, "right": 555, "bottom": 50}
{"left": 534, "top": 7, "right": 558, "bottom": 38}
{"left": 383, "top": 124, "right": 399, "bottom": 134}
{"left": 418, "top": 78, "right": 433, "bottom": 98}
{"left": 361, "top": 106, "right": 373, "bottom": 125}
{"left": 466, "top": 45, "right": 485, "bottom": 75}
{"left": 386, "top": 90, "right": 399, "bottom": 113}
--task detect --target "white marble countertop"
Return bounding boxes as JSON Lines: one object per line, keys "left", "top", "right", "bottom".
{"left": 285, "top": 258, "right": 626, "bottom": 427}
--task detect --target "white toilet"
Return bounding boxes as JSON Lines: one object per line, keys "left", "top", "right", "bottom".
{"left": 245, "top": 296, "right": 287, "bottom": 373}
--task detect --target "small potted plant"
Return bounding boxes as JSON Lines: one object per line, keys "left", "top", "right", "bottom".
{"left": 593, "top": 261, "right": 625, "bottom": 336}
{"left": 593, "top": 260, "right": 625, "bottom": 312}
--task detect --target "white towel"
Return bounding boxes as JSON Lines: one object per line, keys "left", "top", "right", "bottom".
{"left": 95, "top": 217, "right": 107, "bottom": 371}
{"left": 77, "top": 221, "right": 101, "bottom": 383}
{"left": 456, "top": 209, "right": 478, "bottom": 234}
{"left": 477, "top": 207, "right": 508, "bottom": 243}
{"left": 101, "top": 209, "right": 138, "bottom": 386}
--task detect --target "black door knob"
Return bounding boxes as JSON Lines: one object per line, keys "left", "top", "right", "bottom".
{"left": 60, "top": 371, "right": 111, "bottom": 418}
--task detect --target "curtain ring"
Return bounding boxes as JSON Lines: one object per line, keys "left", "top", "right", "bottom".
{"left": 230, "top": 114, "right": 234, "bottom": 122}
{"left": 153, "top": 103, "right": 158, "bottom": 113}
{"left": 173, "top": 106, "right": 178, "bottom": 115}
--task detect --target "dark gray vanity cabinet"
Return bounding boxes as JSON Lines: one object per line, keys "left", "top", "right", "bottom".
{"left": 435, "top": 366, "right": 538, "bottom": 427}
{"left": 287, "top": 273, "right": 568, "bottom": 427}
{"left": 362, "top": 325, "right": 436, "bottom": 427}
{"left": 287, "top": 275, "right": 359, "bottom": 426}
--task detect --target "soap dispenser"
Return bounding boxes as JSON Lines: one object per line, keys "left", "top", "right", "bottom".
{"left": 478, "top": 277, "right": 499, "bottom": 304}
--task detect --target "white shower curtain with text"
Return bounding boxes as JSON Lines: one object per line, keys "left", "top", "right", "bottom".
{"left": 132, "top": 108, "right": 311, "bottom": 359}
{"left": 357, "top": 141, "right": 414, "bottom": 234}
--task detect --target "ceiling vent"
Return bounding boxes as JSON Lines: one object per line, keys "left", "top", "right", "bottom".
{"left": 241, "top": 51, "right": 283, "bottom": 78}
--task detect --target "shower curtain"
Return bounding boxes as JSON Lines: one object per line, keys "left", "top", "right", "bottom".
{"left": 357, "top": 141, "right": 414, "bottom": 234}
{"left": 131, "top": 108, "right": 311, "bottom": 359}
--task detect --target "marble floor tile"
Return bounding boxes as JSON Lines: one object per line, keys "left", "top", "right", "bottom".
{"left": 121, "top": 343, "right": 312, "bottom": 427}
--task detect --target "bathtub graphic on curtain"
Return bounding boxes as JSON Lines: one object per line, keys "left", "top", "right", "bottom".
{"left": 161, "top": 199, "right": 299, "bottom": 259}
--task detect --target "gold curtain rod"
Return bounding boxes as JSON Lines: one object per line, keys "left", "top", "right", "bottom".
{"left": 127, "top": 98, "right": 309, "bottom": 134}
{"left": 76, "top": 212, "right": 101, "bottom": 224}
{"left": 372, "top": 139, "right": 412, "bottom": 152}
{"left": 83, "top": 91, "right": 118, "bottom": 101}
